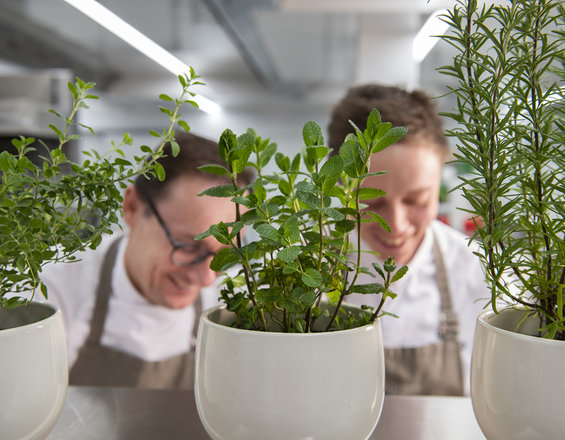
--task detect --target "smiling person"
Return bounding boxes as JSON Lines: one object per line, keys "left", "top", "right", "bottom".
{"left": 40, "top": 132, "right": 252, "bottom": 389}
{"left": 328, "top": 84, "right": 489, "bottom": 396}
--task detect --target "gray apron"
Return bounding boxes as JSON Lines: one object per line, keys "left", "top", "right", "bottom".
{"left": 69, "top": 238, "right": 201, "bottom": 390}
{"left": 383, "top": 233, "right": 464, "bottom": 396}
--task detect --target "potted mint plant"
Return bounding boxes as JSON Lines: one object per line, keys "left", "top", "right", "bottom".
{"left": 193, "top": 112, "right": 408, "bottom": 440}
{"left": 438, "top": 0, "right": 564, "bottom": 438}
{"left": 0, "top": 72, "right": 200, "bottom": 440}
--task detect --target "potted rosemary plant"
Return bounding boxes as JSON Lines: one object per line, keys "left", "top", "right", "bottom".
{"left": 193, "top": 112, "right": 408, "bottom": 439}
{"left": 438, "top": 0, "right": 564, "bottom": 438}
{"left": 0, "top": 72, "right": 200, "bottom": 440}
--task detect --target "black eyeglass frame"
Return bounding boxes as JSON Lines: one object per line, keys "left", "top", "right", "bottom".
{"left": 142, "top": 194, "right": 215, "bottom": 267}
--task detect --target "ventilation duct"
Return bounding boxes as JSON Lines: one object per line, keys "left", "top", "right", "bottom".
{"left": 0, "top": 69, "right": 73, "bottom": 138}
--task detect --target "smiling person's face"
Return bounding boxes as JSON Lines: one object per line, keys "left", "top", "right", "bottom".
{"left": 361, "top": 141, "right": 443, "bottom": 265}
{"left": 122, "top": 175, "right": 234, "bottom": 309}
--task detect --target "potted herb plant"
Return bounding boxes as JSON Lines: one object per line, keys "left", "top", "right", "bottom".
{"left": 0, "top": 72, "right": 200, "bottom": 440}
{"left": 438, "top": 0, "right": 564, "bottom": 438}
{"left": 193, "top": 113, "right": 408, "bottom": 439}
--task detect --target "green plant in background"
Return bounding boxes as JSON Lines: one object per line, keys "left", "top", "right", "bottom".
{"left": 0, "top": 71, "right": 202, "bottom": 308}
{"left": 438, "top": 0, "right": 565, "bottom": 339}
{"left": 197, "top": 111, "right": 408, "bottom": 332}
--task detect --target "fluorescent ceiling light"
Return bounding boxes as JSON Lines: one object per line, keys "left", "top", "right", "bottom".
{"left": 412, "top": 9, "right": 450, "bottom": 63}
{"left": 63, "top": 0, "right": 221, "bottom": 116}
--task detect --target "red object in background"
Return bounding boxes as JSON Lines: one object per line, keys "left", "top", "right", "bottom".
{"left": 464, "top": 216, "right": 484, "bottom": 236}
{"left": 437, "top": 213, "right": 450, "bottom": 226}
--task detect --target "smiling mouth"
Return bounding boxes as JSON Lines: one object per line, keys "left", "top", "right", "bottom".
{"left": 379, "top": 237, "right": 406, "bottom": 248}
{"left": 171, "top": 276, "right": 193, "bottom": 291}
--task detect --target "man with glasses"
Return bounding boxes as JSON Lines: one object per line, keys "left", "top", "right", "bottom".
{"left": 40, "top": 133, "right": 253, "bottom": 389}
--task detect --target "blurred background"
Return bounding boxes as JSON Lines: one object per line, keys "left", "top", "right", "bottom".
{"left": 0, "top": 0, "right": 473, "bottom": 230}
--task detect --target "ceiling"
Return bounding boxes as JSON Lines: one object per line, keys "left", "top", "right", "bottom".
{"left": 0, "top": 0, "right": 457, "bottom": 150}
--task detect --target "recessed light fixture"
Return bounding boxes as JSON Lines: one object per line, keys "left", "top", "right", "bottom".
{"left": 63, "top": 0, "right": 221, "bottom": 116}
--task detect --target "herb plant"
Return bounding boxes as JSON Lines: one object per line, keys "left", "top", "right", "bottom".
{"left": 438, "top": 0, "right": 565, "bottom": 339}
{"left": 0, "top": 71, "right": 202, "bottom": 308}
{"left": 197, "top": 111, "right": 408, "bottom": 332}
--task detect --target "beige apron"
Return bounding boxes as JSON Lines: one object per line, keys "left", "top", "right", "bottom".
{"left": 69, "top": 238, "right": 200, "bottom": 390}
{"left": 384, "top": 233, "right": 464, "bottom": 396}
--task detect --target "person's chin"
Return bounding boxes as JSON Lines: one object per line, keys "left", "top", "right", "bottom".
{"left": 162, "top": 291, "right": 198, "bottom": 309}
{"left": 158, "top": 282, "right": 198, "bottom": 309}
{"left": 375, "top": 238, "right": 413, "bottom": 265}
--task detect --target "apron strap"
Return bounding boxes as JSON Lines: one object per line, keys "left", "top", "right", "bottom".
{"left": 432, "top": 232, "right": 459, "bottom": 341}
{"left": 84, "top": 236, "right": 123, "bottom": 346}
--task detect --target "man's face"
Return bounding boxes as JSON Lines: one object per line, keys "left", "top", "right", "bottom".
{"left": 123, "top": 175, "right": 234, "bottom": 309}
{"left": 361, "top": 141, "right": 443, "bottom": 265}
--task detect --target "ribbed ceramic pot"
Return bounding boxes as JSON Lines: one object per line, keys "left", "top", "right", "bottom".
{"left": 195, "top": 303, "right": 385, "bottom": 440}
{"left": 0, "top": 302, "right": 68, "bottom": 440}
{"left": 471, "top": 308, "right": 564, "bottom": 440}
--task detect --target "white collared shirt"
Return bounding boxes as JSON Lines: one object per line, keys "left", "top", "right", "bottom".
{"left": 346, "top": 220, "right": 490, "bottom": 395}
{"left": 40, "top": 234, "right": 221, "bottom": 367}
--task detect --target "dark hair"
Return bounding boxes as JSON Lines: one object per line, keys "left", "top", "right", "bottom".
{"left": 134, "top": 132, "right": 254, "bottom": 201}
{"left": 328, "top": 84, "right": 450, "bottom": 159}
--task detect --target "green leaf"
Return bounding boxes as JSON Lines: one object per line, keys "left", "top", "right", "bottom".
{"left": 228, "top": 146, "right": 251, "bottom": 174}
{"left": 255, "top": 223, "right": 280, "bottom": 242}
{"left": 282, "top": 215, "right": 301, "bottom": 243}
{"left": 319, "top": 155, "right": 344, "bottom": 193}
{"left": 302, "top": 120, "right": 324, "bottom": 147}
{"left": 340, "top": 139, "right": 366, "bottom": 178}
{"left": 283, "top": 262, "right": 300, "bottom": 274}
{"left": 391, "top": 265, "right": 409, "bottom": 283}
{"left": 278, "top": 180, "right": 292, "bottom": 196}
{"left": 294, "top": 318, "right": 306, "bottom": 333}
{"left": 372, "top": 126, "right": 408, "bottom": 153}
{"left": 277, "top": 246, "right": 301, "bottom": 263}
{"left": 365, "top": 109, "right": 382, "bottom": 137}
{"left": 323, "top": 207, "right": 345, "bottom": 221}
{"left": 231, "top": 196, "right": 255, "bottom": 208}
{"left": 301, "top": 268, "right": 322, "bottom": 287}
{"left": 259, "top": 142, "right": 277, "bottom": 168}
{"left": 256, "top": 288, "right": 281, "bottom": 306}
{"left": 362, "top": 211, "right": 391, "bottom": 232}
{"left": 358, "top": 187, "right": 386, "bottom": 200}
{"left": 290, "top": 287, "right": 316, "bottom": 308}
{"left": 351, "top": 283, "right": 384, "bottom": 294}
{"left": 0, "top": 151, "right": 14, "bottom": 172}
{"left": 210, "top": 247, "right": 240, "bottom": 272}
{"left": 296, "top": 190, "right": 321, "bottom": 208}
{"left": 208, "top": 223, "right": 231, "bottom": 245}
{"left": 218, "top": 129, "right": 237, "bottom": 162}
{"left": 155, "top": 162, "right": 166, "bottom": 181}
{"left": 198, "top": 184, "right": 235, "bottom": 198}
{"left": 371, "top": 262, "right": 385, "bottom": 279}
{"left": 275, "top": 152, "right": 290, "bottom": 172}
{"left": 177, "top": 120, "right": 190, "bottom": 133}
{"left": 279, "top": 296, "right": 302, "bottom": 313}
{"left": 198, "top": 164, "right": 230, "bottom": 177}
{"left": 170, "top": 140, "right": 180, "bottom": 157}
{"left": 335, "top": 219, "right": 356, "bottom": 233}
{"left": 114, "top": 158, "right": 132, "bottom": 166}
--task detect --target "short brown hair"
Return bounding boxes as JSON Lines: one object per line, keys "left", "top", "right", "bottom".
{"left": 328, "top": 84, "right": 449, "bottom": 159}
{"left": 134, "top": 132, "right": 254, "bottom": 201}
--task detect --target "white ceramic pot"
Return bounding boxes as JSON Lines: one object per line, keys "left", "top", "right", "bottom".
{"left": 471, "top": 308, "right": 564, "bottom": 440}
{"left": 195, "top": 304, "right": 385, "bottom": 440}
{"left": 0, "top": 302, "right": 68, "bottom": 440}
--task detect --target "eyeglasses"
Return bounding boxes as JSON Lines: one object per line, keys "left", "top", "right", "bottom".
{"left": 143, "top": 195, "right": 215, "bottom": 267}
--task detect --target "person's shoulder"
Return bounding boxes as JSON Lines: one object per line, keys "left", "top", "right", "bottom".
{"left": 41, "top": 233, "right": 124, "bottom": 279}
